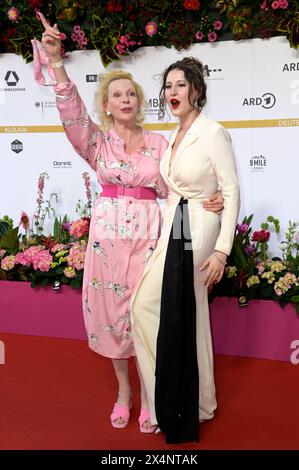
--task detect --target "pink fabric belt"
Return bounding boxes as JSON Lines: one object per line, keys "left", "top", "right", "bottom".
{"left": 101, "top": 185, "right": 156, "bottom": 200}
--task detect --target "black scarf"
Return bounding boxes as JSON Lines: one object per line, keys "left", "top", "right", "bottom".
{"left": 155, "top": 197, "right": 199, "bottom": 444}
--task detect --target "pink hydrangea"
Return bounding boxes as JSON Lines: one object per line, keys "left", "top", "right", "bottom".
{"left": 22, "top": 246, "right": 44, "bottom": 263}
{"left": 15, "top": 251, "right": 32, "bottom": 267}
{"left": 66, "top": 241, "right": 86, "bottom": 271}
{"left": 32, "top": 250, "right": 53, "bottom": 272}
{"left": 1, "top": 255, "right": 16, "bottom": 270}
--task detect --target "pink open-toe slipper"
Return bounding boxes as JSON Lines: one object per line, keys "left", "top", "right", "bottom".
{"left": 110, "top": 402, "right": 131, "bottom": 429}
{"left": 138, "top": 408, "right": 157, "bottom": 433}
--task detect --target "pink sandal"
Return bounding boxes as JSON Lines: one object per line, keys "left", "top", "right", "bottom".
{"left": 110, "top": 403, "right": 131, "bottom": 429}
{"left": 138, "top": 408, "right": 157, "bottom": 433}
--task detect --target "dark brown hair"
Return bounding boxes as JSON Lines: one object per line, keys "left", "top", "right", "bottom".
{"left": 158, "top": 57, "right": 207, "bottom": 120}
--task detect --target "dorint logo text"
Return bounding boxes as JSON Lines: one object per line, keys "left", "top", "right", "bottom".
{"left": 53, "top": 161, "right": 72, "bottom": 169}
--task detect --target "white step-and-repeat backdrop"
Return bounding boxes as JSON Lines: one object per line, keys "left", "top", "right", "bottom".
{"left": 0, "top": 37, "right": 298, "bottom": 253}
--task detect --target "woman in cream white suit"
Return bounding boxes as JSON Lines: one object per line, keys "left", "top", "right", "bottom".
{"left": 131, "top": 57, "right": 240, "bottom": 443}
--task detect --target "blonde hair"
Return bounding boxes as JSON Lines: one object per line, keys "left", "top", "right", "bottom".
{"left": 94, "top": 70, "right": 145, "bottom": 130}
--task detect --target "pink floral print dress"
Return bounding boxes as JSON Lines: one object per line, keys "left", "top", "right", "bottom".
{"left": 55, "top": 81, "right": 168, "bottom": 358}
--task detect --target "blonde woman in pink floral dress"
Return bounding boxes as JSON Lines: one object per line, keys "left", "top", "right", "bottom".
{"left": 36, "top": 12, "right": 224, "bottom": 432}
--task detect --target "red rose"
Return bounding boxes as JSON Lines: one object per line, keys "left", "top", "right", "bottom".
{"left": 183, "top": 0, "right": 200, "bottom": 11}
{"left": 29, "top": 0, "right": 43, "bottom": 9}
{"left": 107, "top": 1, "right": 115, "bottom": 13}
{"left": 259, "top": 229, "right": 270, "bottom": 242}
{"left": 252, "top": 230, "right": 270, "bottom": 242}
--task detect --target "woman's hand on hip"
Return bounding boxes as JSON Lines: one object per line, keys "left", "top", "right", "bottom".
{"left": 199, "top": 251, "right": 227, "bottom": 287}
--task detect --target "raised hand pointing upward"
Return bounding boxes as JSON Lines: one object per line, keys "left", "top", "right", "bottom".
{"left": 37, "top": 11, "right": 62, "bottom": 63}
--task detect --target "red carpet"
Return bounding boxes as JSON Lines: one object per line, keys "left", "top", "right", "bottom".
{"left": 0, "top": 333, "right": 298, "bottom": 450}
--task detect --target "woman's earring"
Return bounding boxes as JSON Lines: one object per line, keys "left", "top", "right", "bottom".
{"left": 106, "top": 111, "right": 111, "bottom": 116}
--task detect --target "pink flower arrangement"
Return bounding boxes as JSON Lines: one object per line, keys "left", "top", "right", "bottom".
{"left": 0, "top": 171, "right": 93, "bottom": 289}
{"left": 211, "top": 214, "right": 299, "bottom": 312}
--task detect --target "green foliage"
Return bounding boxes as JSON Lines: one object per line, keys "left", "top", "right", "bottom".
{"left": 0, "top": 227, "right": 20, "bottom": 253}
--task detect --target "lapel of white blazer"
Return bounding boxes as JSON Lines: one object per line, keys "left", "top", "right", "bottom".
{"left": 164, "top": 125, "right": 179, "bottom": 168}
{"left": 175, "top": 112, "right": 206, "bottom": 159}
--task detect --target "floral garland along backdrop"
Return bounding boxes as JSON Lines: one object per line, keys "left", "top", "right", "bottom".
{"left": 0, "top": 0, "right": 298, "bottom": 66}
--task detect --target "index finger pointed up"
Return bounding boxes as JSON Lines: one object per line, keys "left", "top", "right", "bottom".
{"left": 37, "top": 11, "right": 50, "bottom": 29}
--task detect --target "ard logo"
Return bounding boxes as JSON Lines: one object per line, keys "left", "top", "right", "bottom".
{"left": 243, "top": 93, "right": 276, "bottom": 109}
{"left": 282, "top": 63, "right": 299, "bottom": 72}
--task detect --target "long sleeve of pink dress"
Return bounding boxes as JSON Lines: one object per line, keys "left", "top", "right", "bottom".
{"left": 55, "top": 81, "right": 168, "bottom": 358}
